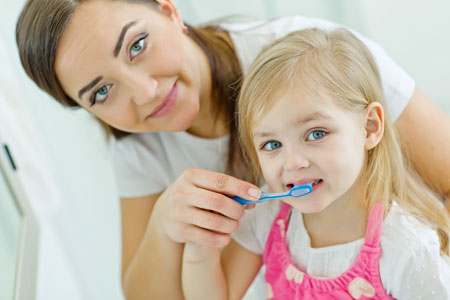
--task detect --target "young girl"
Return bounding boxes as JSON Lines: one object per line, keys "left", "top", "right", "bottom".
{"left": 182, "top": 28, "right": 450, "bottom": 299}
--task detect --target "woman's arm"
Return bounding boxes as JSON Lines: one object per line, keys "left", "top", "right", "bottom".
{"left": 120, "top": 168, "right": 261, "bottom": 300}
{"left": 121, "top": 193, "right": 185, "bottom": 299}
{"left": 395, "top": 88, "right": 450, "bottom": 204}
{"left": 182, "top": 240, "right": 262, "bottom": 300}
{"left": 182, "top": 243, "right": 226, "bottom": 300}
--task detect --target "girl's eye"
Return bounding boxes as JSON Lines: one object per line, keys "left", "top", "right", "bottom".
{"left": 90, "top": 84, "right": 112, "bottom": 106}
{"left": 306, "top": 130, "right": 327, "bottom": 141}
{"left": 262, "top": 141, "right": 282, "bottom": 151}
{"left": 129, "top": 36, "right": 146, "bottom": 60}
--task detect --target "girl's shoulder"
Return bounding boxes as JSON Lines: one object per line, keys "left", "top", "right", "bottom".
{"left": 381, "top": 203, "right": 440, "bottom": 251}
{"left": 380, "top": 204, "right": 450, "bottom": 298}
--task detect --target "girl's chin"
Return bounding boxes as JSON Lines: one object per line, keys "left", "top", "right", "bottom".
{"left": 286, "top": 197, "right": 329, "bottom": 214}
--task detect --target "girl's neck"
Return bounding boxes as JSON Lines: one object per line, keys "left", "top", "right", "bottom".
{"left": 301, "top": 191, "right": 367, "bottom": 248}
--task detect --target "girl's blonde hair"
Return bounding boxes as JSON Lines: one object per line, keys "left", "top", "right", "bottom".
{"left": 237, "top": 28, "right": 450, "bottom": 254}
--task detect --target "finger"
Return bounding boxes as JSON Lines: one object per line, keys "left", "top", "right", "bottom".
{"left": 245, "top": 204, "right": 256, "bottom": 210}
{"left": 189, "top": 189, "right": 245, "bottom": 220}
{"left": 184, "top": 225, "right": 232, "bottom": 248}
{"left": 181, "top": 168, "right": 261, "bottom": 201}
{"left": 183, "top": 207, "right": 240, "bottom": 234}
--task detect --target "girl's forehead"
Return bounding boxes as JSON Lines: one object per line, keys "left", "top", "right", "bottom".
{"left": 250, "top": 87, "right": 359, "bottom": 133}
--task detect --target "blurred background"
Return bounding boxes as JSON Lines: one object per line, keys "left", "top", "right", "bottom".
{"left": 0, "top": 0, "right": 449, "bottom": 299}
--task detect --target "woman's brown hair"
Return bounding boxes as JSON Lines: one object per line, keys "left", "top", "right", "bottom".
{"left": 16, "top": 0, "right": 253, "bottom": 182}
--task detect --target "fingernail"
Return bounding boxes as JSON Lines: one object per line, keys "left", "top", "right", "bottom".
{"left": 240, "top": 210, "right": 246, "bottom": 219}
{"left": 248, "top": 188, "right": 261, "bottom": 200}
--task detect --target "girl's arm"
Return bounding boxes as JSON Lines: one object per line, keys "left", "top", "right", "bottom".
{"left": 182, "top": 240, "right": 263, "bottom": 300}
{"left": 395, "top": 88, "right": 450, "bottom": 202}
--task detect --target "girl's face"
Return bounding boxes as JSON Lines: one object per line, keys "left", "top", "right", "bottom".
{"left": 252, "top": 87, "right": 367, "bottom": 213}
{"left": 55, "top": 0, "right": 210, "bottom": 133}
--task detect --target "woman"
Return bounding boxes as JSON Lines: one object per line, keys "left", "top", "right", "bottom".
{"left": 16, "top": 0, "right": 450, "bottom": 299}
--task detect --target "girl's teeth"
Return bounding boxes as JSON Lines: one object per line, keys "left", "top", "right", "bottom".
{"left": 305, "top": 179, "right": 321, "bottom": 186}
{"left": 291, "top": 179, "right": 321, "bottom": 188}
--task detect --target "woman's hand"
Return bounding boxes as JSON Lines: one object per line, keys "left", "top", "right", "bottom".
{"left": 155, "top": 168, "right": 260, "bottom": 248}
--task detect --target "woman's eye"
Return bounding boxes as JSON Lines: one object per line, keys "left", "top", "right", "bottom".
{"left": 90, "top": 84, "right": 112, "bottom": 106}
{"left": 262, "top": 141, "right": 282, "bottom": 151}
{"left": 130, "top": 37, "right": 146, "bottom": 60}
{"left": 306, "top": 130, "right": 327, "bottom": 141}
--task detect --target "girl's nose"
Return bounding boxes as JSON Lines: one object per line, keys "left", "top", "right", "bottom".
{"left": 283, "top": 149, "right": 310, "bottom": 172}
{"left": 130, "top": 76, "right": 158, "bottom": 106}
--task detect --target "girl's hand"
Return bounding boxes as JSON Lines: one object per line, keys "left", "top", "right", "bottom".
{"left": 155, "top": 168, "right": 260, "bottom": 248}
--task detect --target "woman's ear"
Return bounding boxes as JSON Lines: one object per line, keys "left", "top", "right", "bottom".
{"left": 363, "top": 102, "right": 384, "bottom": 150}
{"left": 156, "top": 0, "right": 187, "bottom": 32}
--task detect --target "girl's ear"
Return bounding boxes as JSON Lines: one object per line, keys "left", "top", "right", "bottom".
{"left": 156, "top": 0, "right": 187, "bottom": 33}
{"left": 363, "top": 102, "right": 384, "bottom": 150}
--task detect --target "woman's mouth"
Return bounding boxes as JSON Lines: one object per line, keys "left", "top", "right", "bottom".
{"left": 146, "top": 81, "right": 178, "bottom": 118}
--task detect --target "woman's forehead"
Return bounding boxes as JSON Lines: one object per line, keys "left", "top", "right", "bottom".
{"left": 54, "top": 1, "right": 157, "bottom": 99}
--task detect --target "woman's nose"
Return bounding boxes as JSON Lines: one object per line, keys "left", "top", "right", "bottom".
{"left": 283, "top": 148, "right": 310, "bottom": 171}
{"left": 130, "top": 76, "right": 158, "bottom": 106}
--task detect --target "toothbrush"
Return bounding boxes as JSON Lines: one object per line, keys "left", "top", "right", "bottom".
{"left": 231, "top": 184, "right": 312, "bottom": 205}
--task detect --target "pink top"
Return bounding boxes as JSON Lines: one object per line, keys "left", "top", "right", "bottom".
{"left": 263, "top": 202, "right": 396, "bottom": 299}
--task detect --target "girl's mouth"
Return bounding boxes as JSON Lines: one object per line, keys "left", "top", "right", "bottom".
{"left": 287, "top": 179, "right": 323, "bottom": 192}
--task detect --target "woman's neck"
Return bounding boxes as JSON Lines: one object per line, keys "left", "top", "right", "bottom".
{"left": 302, "top": 192, "right": 367, "bottom": 248}
{"left": 187, "top": 105, "right": 229, "bottom": 139}
{"left": 186, "top": 29, "right": 236, "bottom": 139}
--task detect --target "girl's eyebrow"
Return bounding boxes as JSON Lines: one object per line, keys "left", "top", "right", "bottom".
{"left": 253, "top": 131, "right": 275, "bottom": 139}
{"left": 252, "top": 111, "right": 332, "bottom": 139}
{"left": 296, "top": 111, "right": 332, "bottom": 124}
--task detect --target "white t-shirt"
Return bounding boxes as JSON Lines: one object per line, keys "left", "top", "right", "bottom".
{"left": 112, "top": 16, "right": 415, "bottom": 197}
{"left": 232, "top": 201, "right": 450, "bottom": 299}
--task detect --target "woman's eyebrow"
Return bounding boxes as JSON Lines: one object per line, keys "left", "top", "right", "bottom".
{"left": 77, "top": 20, "right": 139, "bottom": 100}
{"left": 113, "top": 20, "right": 138, "bottom": 57}
{"left": 78, "top": 76, "right": 103, "bottom": 99}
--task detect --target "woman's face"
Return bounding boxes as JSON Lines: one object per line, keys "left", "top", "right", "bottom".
{"left": 55, "top": 0, "right": 210, "bottom": 133}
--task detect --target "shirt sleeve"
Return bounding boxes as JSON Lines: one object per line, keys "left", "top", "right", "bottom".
{"left": 389, "top": 242, "right": 450, "bottom": 299}
{"left": 232, "top": 201, "right": 279, "bottom": 255}
{"left": 279, "top": 17, "right": 416, "bottom": 122}
{"left": 351, "top": 31, "right": 415, "bottom": 122}
{"left": 111, "top": 136, "right": 167, "bottom": 197}
{"left": 232, "top": 205, "right": 264, "bottom": 254}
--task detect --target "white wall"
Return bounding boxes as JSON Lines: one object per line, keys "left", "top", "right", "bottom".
{"left": 175, "top": 0, "right": 450, "bottom": 113}
{"left": 0, "top": 0, "right": 448, "bottom": 299}
{"left": 1, "top": 1, "right": 124, "bottom": 300}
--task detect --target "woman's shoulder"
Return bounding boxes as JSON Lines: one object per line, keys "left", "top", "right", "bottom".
{"left": 113, "top": 131, "right": 209, "bottom": 159}
{"left": 114, "top": 131, "right": 163, "bottom": 151}
{"left": 220, "top": 15, "right": 340, "bottom": 36}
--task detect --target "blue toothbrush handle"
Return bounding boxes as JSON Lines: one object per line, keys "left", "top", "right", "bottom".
{"left": 230, "top": 185, "right": 312, "bottom": 205}
{"left": 231, "top": 195, "right": 266, "bottom": 205}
